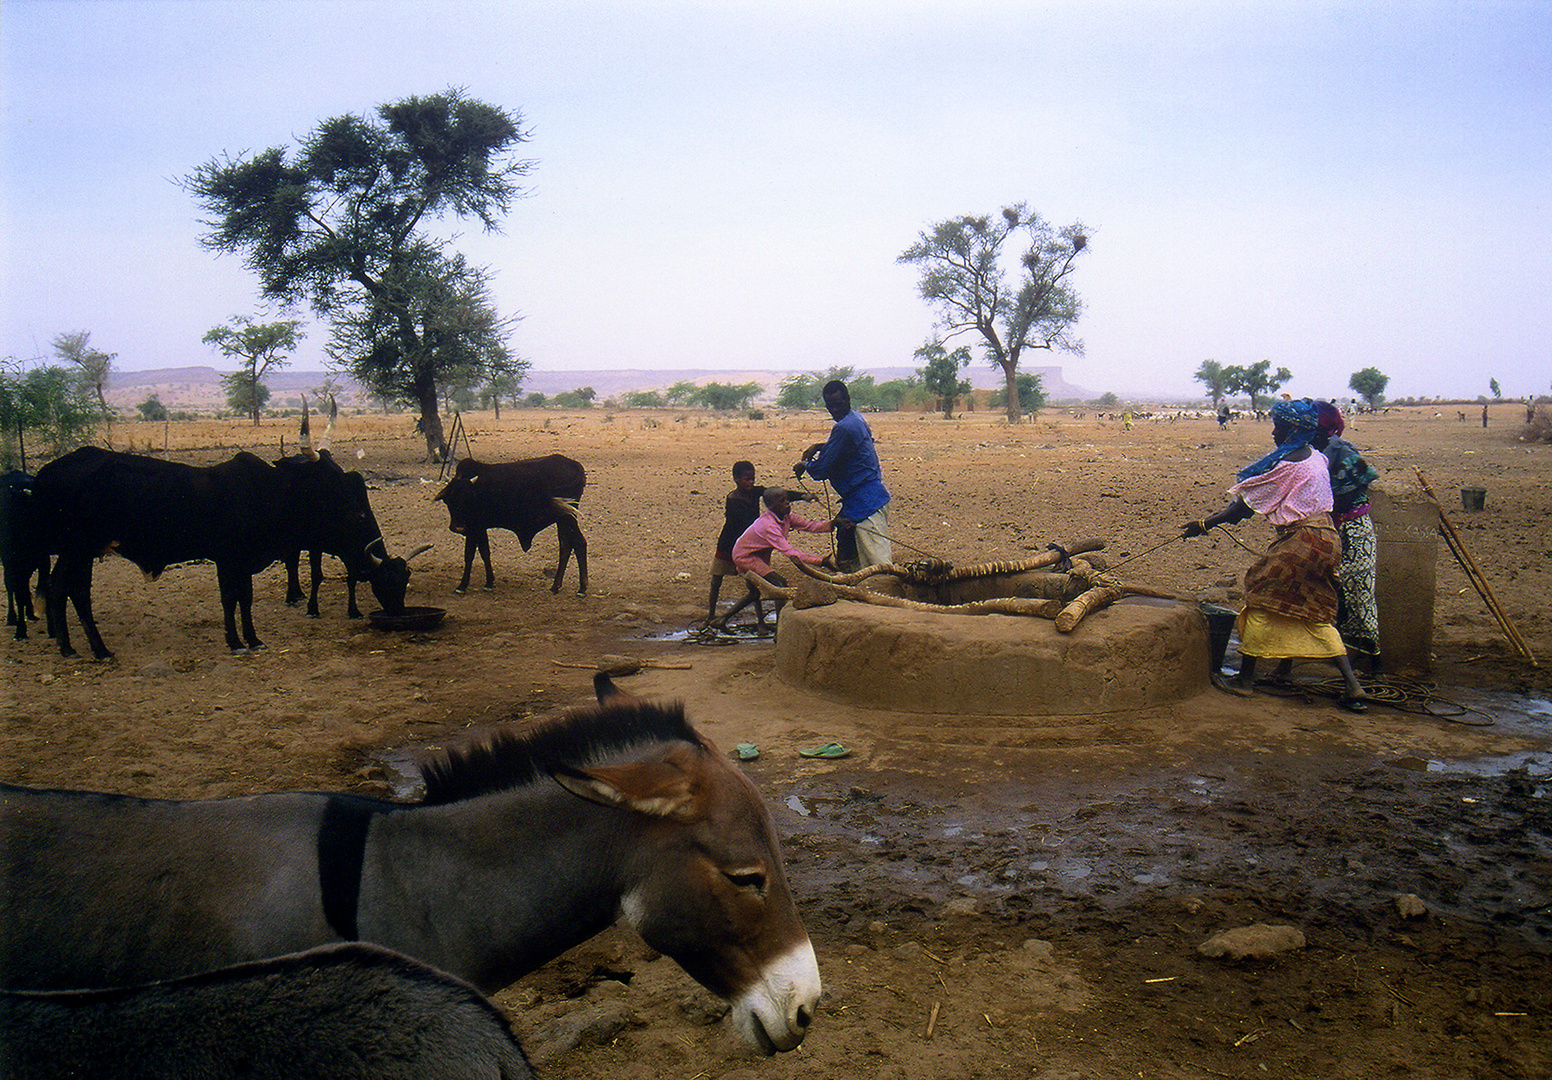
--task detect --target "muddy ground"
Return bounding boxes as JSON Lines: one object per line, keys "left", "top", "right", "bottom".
{"left": 3, "top": 400, "right": 1549, "bottom": 1078}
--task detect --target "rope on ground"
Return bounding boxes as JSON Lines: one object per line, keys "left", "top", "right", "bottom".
{"left": 1253, "top": 673, "right": 1497, "bottom": 725}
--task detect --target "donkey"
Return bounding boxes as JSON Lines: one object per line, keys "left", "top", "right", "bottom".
{"left": 1, "top": 942, "right": 533, "bottom": 1079}
{"left": 0, "top": 676, "right": 819, "bottom": 1055}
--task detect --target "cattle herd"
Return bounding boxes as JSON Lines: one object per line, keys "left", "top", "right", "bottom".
{"left": 0, "top": 413, "right": 668, "bottom": 1078}
{"left": 1, "top": 409, "right": 589, "bottom": 657}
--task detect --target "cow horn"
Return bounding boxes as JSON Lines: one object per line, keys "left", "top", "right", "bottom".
{"left": 319, "top": 394, "right": 337, "bottom": 452}
{"left": 298, "top": 394, "right": 318, "bottom": 461}
{"left": 363, "top": 538, "right": 385, "bottom": 568}
{"left": 406, "top": 543, "right": 433, "bottom": 562}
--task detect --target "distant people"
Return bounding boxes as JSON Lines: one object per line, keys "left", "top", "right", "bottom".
{"left": 1482, "top": 403, "right": 1489, "bottom": 428}
{"left": 703, "top": 461, "right": 814, "bottom": 627}
{"left": 1217, "top": 403, "right": 1231, "bottom": 429}
{"left": 1314, "top": 401, "right": 1382, "bottom": 673}
{"left": 1122, "top": 409, "right": 1134, "bottom": 431}
{"left": 1181, "top": 398, "right": 1368, "bottom": 712}
{"left": 722, "top": 488, "right": 837, "bottom": 630}
{"left": 793, "top": 380, "right": 892, "bottom": 571}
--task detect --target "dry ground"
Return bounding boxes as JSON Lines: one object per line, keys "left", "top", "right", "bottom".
{"left": 4, "top": 400, "right": 1549, "bottom": 1079}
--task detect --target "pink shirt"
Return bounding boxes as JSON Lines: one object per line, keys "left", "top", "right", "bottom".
{"left": 732, "top": 508, "right": 832, "bottom": 575}
{"left": 1229, "top": 452, "right": 1333, "bottom": 526}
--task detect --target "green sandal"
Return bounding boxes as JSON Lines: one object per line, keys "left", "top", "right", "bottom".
{"left": 798, "top": 742, "right": 850, "bottom": 759}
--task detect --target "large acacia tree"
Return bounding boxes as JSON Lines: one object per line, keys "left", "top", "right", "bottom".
{"left": 899, "top": 205, "right": 1088, "bottom": 423}
{"left": 186, "top": 89, "right": 534, "bottom": 459}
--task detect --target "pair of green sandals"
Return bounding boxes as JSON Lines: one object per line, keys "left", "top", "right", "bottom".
{"left": 733, "top": 742, "right": 849, "bottom": 761}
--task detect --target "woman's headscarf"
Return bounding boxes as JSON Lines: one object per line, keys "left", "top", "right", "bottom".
{"left": 1236, "top": 398, "right": 1322, "bottom": 481}
{"left": 1314, "top": 399, "right": 1345, "bottom": 439}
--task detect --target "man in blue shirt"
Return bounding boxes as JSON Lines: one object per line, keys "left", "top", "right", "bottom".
{"left": 793, "top": 380, "right": 892, "bottom": 571}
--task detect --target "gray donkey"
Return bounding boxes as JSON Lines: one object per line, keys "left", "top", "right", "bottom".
{"left": 0, "top": 942, "right": 533, "bottom": 1080}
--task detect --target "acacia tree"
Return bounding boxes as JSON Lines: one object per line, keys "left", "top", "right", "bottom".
{"left": 916, "top": 340, "right": 972, "bottom": 419}
{"left": 1194, "top": 359, "right": 1234, "bottom": 406}
{"left": 326, "top": 245, "right": 524, "bottom": 446}
{"left": 1348, "top": 367, "right": 1389, "bottom": 409}
{"left": 899, "top": 204, "right": 1088, "bottom": 422}
{"left": 52, "top": 331, "right": 115, "bottom": 444}
{"left": 186, "top": 88, "right": 534, "bottom": 460}
{"left": 0, "top": 362, "right": 97, "bottom": 470}
{"left": 1227, "top": 360, "right": 1292, "bottom": 411}
{"left": 202, "top": 316, "right": 302, "bottom": 425}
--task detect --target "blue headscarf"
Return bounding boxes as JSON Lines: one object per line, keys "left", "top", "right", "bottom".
{"left": 1236, "top": 398, "right": 1322, "bottom": 481}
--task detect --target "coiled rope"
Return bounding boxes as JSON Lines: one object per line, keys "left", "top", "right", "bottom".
{"left": 1254, "top": 673, "right": 1497, "bottom": 725}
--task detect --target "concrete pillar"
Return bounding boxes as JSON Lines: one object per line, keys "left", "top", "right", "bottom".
{"left": 1369, "top": 486, "right": 1437, "bottom": 673}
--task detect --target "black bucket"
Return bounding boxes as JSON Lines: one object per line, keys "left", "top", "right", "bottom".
{"left": 1460, "top": 487, "right": 1486, "bottom": 512}
{"left": 1199, "top": 602, "right": 1238, "bottom": 674}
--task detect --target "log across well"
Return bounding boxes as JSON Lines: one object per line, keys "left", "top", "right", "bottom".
{"left": 773, "top": 596, "right": 1209, "bottom": 716}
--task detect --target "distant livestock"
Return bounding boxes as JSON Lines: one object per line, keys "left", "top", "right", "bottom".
{"left": 434, "top": 455, "right": 588, "bottom": 595}
{"left": 1, "top": 471, "right": 50, "bottom": 641}
{"left": 0, "top": 674, "right": 820, "bottom": 1054}
{"left": 0, "top": 943, "right": 534, "bottom": 1080}
{"left": 32, "top": 423, "right": 412, "bottom": 658}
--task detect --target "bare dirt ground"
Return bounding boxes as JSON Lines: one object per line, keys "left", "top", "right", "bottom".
{"left": 4, "top": 400, "right": 1549, "bottom": 1079}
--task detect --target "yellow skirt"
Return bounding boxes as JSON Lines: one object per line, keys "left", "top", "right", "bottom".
{"left": 1236, "top": 608, "right": 1346, "bottom": 660}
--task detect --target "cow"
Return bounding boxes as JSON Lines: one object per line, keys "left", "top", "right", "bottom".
{"left": 1, "top": 470, "right": 50, "bottom": 640}
{"left": 281, "top": 465, "right": 430, "bottom": 618}
{"left": 284, "top": 538, "right": 430, "bottom": 619}
{"left": 33, "top": 433, "right": 413, "bottom": 659}
{"left": 434, "top": 455, "right": 588, "bottom": 595}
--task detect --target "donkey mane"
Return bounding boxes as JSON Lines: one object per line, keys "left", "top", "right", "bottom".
{"left": 418, "top": 700, "right": 705, "bottom": 805}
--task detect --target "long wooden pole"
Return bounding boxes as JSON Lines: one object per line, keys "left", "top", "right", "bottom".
{"left": 1414, "top": 467, "right": 1537, "bottom": 667}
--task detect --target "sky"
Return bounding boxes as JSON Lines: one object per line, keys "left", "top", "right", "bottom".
{"left": 2, "top": 0, "right": 1548, "bottom": 402}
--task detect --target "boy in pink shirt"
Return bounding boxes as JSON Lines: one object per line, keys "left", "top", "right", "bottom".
{"left": 713, "top": 489, "right": 837, "bottom": 631}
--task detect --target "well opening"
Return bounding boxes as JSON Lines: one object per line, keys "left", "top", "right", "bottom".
{"left": 773, "top": 566, "right": 1211, "bottom": 718}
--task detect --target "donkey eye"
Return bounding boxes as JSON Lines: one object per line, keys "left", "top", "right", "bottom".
{"left": 724, "top": 869, "right": 767, "bottom": 895}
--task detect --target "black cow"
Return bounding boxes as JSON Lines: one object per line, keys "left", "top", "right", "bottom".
{"left": 1, "top": 470, "right": 50, "bottom": 640}
{"left": 434, "top": 455, "right": 587, "bottom": 595}
{"left": 280, "top": 462, "right": 429, "bottom": 619}
{"left": 33, "top": 445, "right": 412, "bottom": 659}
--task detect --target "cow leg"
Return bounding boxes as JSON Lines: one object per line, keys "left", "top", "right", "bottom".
{"left": 344, "top": 567, "right": 363, "bottom": 619}
{"left": 571, "top": 521, "right": 588, "bottom": 595}
{"left": 284, "top": 552, "right": 304, "bottom": 607}
{"left": 51, "top": 554, "right": 109, "bottom": 659}
{"left": 454, "top": 534, "right": 477, "bottom": 594}
{"left": 35, "top": 559, "right": 51, "bottom": 638}
{"left": 553, "top": 519, "right": 588, "bottom": 595}
{"left": 5, "top": 581, "right": 22, "bottom": 639}
{"left": 45, "top": 555, "right": 73, "bottom": 655}
{"left": 477, "top": 533, "right": 496, "bottom": 591}
{"left": 217, "top": 564, "right": 264, "bottom": 651}
{"left": 306, "top": 550, "right": 324, "bottom": 617}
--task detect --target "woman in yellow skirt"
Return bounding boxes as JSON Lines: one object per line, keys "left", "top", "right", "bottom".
{"left": 1182, "top": 398, "right": 1368, "bottom": 712}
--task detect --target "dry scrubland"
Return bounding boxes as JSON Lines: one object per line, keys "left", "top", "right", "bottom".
{"left": 4, "top": 401, "right": 1550, "bottom": 1079}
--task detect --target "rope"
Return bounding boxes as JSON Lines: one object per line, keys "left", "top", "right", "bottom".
{"left": 1106, "top": 532, "right": 1188, "bottom": 572}
{"left": 1254, "top": 673, "right": 1497, "bottom": 725}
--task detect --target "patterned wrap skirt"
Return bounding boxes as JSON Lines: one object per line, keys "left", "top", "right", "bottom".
{"left": 1334, "top": 511, "right": 1380, "bottom": 656}
{"left": 1236, "top": 515, "right": 1347, "bottom": 660}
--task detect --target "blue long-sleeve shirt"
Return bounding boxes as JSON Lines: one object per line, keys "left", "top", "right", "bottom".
{"left": 798, "top": 409, "right": 890, "bottom": 521}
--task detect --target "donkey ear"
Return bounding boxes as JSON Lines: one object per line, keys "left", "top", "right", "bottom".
{"left": 552, "top": 755, "right": 699, "bottom": 820}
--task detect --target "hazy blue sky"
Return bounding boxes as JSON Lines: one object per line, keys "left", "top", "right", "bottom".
{"left": 3, "top": 0, "right": 1547, "bottom": 400}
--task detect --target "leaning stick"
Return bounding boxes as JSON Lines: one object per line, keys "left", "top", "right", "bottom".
{"left": 551, "top": 658, "right": 694, "bottom": 674}
{"left": 1414, "top": 467, "right": 1537, "bottom": 666}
